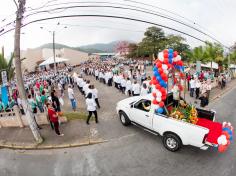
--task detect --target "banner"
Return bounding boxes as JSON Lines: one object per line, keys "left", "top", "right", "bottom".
{"left": 1, "top": 86, "right": 8, "bottom": 107}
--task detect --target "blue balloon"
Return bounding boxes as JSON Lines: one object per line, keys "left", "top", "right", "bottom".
{"left": 157, "top": 76, "right": 162, "bottom": 81}
{"left": 155, "top": 109, "right": 159, "bottom": 114}
{"left": 153, "top": 67, "right": 157, "bottom": 72}
{"left": 168, "top": 58, "right": 173, "bottom": 63}
{"left": 168, "top": 53, "right": 173, "bottom": 59}
{"left": 223, "top": 127, "right": 233, "bottom": 136}
{"left": 230, "top": 136, "right": 233, "bottom": 141}
{"left": 168, "top": 48, "right": 174, "bottom": 53}
{"left": 157, "top": 108, "right": 164, "bottom": 114}
{"left": 154, "top": 71, "right": 159, "bottom": 77}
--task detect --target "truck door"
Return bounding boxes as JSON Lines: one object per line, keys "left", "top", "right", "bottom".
{"left": 130, "top": 99, "right": 152, "bottom": 129}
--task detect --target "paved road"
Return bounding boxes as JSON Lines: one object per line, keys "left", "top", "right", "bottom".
{"left": 0, "top": 76, "right": 236, "bottom": 176}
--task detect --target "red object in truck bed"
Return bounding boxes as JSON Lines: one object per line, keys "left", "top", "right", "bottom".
{"left": 196, "top": 118, "right": 223, "bottom": 144}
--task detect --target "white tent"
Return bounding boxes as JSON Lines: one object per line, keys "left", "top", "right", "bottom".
{"left": 201, "top": 62, "right": 218, "bottom": 69}
{"left": 39, "top": 57, "right": 68, "bottom": 66}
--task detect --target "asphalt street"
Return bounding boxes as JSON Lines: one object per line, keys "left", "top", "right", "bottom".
{"left": 0, "top": 81, "right": 236, "bottom": 176}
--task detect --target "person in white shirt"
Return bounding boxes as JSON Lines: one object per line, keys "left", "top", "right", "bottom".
{"left": 206, "top": 82, "right": 212, "bottom": 100}
{"left": 140, "top": 83, "right": 149, "bottom": 96}
{"left": 125, "top": 78, "right": 132, "bottom": 96}
{"left": 68, "top": 85, "right": 76, "bottom": 111}
{"left": 120, "top": 77, "right": 126, "bottom": 93}
{"left": 132, "top": 80, "right": 141, "bottom": 96}
{"left": 80, "top": 79, "right": 86, "bottom": 95}
{"left": 83, "top": 80, "right": 90, "bottom": 96}
{"left": 86, "top": 92, "right": 98, "bottom": 124}
{"left": 195, "top": 79, "right": 201, "bottom": 99}
{"left": 57, "top": 82, "right": 63, "bottom": 96}
{"left": 95, "top": 69, "right": 99, "bottom": 80}
{"left": 113, "top": 74, "right": 118, "bottom": 89}
{"left": 116, "top": 74, "right": 121, "bottom": 90}
{"left": 172, "top": 84, "right": 180, "bottom": 107}
{"left": 189, "top": 77, "right": 196, "bottom": 97}
{"left": 88, "top": 85, "right": 100, "bottom": 109}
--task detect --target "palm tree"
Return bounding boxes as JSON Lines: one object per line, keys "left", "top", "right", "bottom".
{"left": 0, "top": 53, "right": 15, "bottom": 84}
{"left": 189, "top": 46, "right": 206, "bottom": 63}
{"left": 204, "top": 42, "right": 224, "bottom": 71}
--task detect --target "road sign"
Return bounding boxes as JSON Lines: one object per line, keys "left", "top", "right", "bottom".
{"left": 1, "top": 70, "right": 8, "bottom": 85}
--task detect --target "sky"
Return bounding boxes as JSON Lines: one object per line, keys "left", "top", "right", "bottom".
{"left": 0, "top": 0, "right": 236, "bottom": 56}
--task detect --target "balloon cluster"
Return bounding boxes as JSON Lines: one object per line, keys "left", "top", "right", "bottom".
{"left": 217, "top": 122, "right": 234, "bottom": 153}
{"left": 149, "top": 49, "right": 184, "bottom": 114}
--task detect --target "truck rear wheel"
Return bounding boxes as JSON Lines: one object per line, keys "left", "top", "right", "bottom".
{"left": 163, "top": 133, "right": 182, "bottom": 152}
{"left": 119, "top": 111, "right": 131, "bottom": 126}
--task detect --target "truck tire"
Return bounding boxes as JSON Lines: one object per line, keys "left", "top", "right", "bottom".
{"left": 119, "top": 111, "right": 131, "bottom": 126}
{"left": 162, "top": 133, "right": 182, "bottom": 152}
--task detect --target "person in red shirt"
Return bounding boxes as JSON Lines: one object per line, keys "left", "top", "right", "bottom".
{"left": 46, "top": 102, "right": 64, "bottom": 136}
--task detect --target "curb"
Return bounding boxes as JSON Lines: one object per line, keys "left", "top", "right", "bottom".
{"left": 0, "top": 139, "right": 108, "bottom": 150}
{"left": 210, "top": 86, "right": 235, "bottom": 102}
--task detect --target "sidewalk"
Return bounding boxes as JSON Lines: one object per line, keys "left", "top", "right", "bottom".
{"left": 0, "top": 120, "right": 105, "bottom": 149}
{"left": 184, "top": 78, "right": 236, "bottom": 107}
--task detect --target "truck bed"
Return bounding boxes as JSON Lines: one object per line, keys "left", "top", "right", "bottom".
{"left": 196, "top": 108, "right": 215, "bottom": 121}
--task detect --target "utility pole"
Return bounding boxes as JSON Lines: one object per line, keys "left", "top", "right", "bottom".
{"left": 52, "top": 31, "right": 57, "bottom": 74}
{"left": 13, "top": 0, "right": 43, "bottom": 143}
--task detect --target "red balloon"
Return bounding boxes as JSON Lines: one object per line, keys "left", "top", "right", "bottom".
{"left": 155, "top": 84, "right": 161, "bottom": 90}
{"left": 164, "top": 58, "right": 168, "bottom": 64}
{"left": 163, "top": 49, "right": 168, "bottom": 54}
{"left": 174, "top": 51, "right": 178, "bottom": 57}
{"left": 162, "top": 96, "right": 166, "bottom": 101}
{"left": 164, "top": 53, "right": 169, "bottom": 59}
{"left": 152, "top": 79, "right": 157, "bottom": 85}
{"left": 152, "top": 92, "right": 157, "bottom": 97}
{"left": 152, "top": 99, "right": 158, "bottom": 105}
{"left": 156, "top": 62, "right": 162, "bottom": 68}
{"left": 163, "top": 77, "right": 168, "bottom": 82}
{"left": 222, "top": 131, "right": 230, "bottom": 140}
{"left": 159, "top": 101, "right": 164, "bottom": 107}
{"left": 180, "top": 72, "right": 185, "bottom": 78}
{"left": 167, "top": 64, "right": 171, "bottom": 69}
{"left": 158, "top": 68, "right": 163, "bottom": 74}
{"left": 152, "top": 76, "right": 156, "bottom": 81}
{"left": 149, "top": 80, "right": 153, "bottom": 85}
{"left": 218, "top": 145, "right": 227, "bottom": 153}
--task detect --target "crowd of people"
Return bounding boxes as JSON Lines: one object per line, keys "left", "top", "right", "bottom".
{"left": 80, "top": 57, "right": 152, "bottom": 97}
{"left": 0, "top": 56, "right": 233, "bottom": 135}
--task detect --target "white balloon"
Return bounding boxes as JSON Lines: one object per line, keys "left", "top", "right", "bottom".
{"left": 162, "top": 64, "right": 168, "bottom": 70}
{"left": 156, "top": 90, "right": 162, "bottom": 97}
{"left": 222, "top": 122, "right": 227, "bottom": 127}
{"left": 217, "top": 135, "right": 227, "bottom": 145}
{"left": 228, "top": 122, "right": 232, "bottom": 127}
{"left": 156, "top": 96, "right": 161, "bottom": 102}
{"left": 153, "top": 104, "right": 160, "bottom": 110}
{"left": 176, "top": 55, "right": 182, "bottom": 61}
{"left": 158, "top": 52, "right": 164, "bottom": 62}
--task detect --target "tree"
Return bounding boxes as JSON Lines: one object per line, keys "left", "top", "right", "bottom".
{"left": 204, "top": 42, "right": 224, "bottom": 71}
{"left": 140, "top": 26, "right": 166, "bottom": 57}
{"left": 165, "top": 35, "right": 191, "bottom": 61}
{"left": 188, "top": 46, "right": 206, "bottom": 63}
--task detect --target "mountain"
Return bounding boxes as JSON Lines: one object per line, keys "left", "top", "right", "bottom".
{"left": 38, "top": 41, "right": 120, "bottom": 53}
{"left": 79, "top": 41, "right": 121, "bottom": 53}
{"left": 38, "top": 40, "right": 133, "bottom": 54}
{"left": 38, "top": 43, "right": 104, "bottom": 53}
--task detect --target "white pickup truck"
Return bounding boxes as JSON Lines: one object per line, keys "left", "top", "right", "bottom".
{"left": 116, "top": 93, "right": 216, "bottom": 152}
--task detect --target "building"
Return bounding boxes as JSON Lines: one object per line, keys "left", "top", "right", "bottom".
{"left": 20, "top": 48, "right": 89, "bottom": 72}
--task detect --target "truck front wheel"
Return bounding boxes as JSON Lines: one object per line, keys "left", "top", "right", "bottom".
{"left": 163, "top": 133, "right": 182, "bottom": 152}
{"left": 119, "top": 111, "right": 131, "bottom": 126}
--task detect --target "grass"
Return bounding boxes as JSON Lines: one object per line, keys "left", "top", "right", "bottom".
{"left": 63, "top": 111, "right": 89, "bottom": 121}
{"left": 63, "top": 111, "right": 95, "bottom": 121}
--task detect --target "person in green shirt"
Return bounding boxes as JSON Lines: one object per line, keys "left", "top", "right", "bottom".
{"left": 41, "top": 90, "right": 48, "bottom": 105}
{"left": 39, "top": 84, "right": 44, "bottom": 94}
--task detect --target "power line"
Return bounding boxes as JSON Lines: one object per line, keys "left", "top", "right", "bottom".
{"left": 23, "top": 4, "right": 226, "bottom": 47}
{"left": 0, "top": 14, "right": 208, "bottom": 43}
